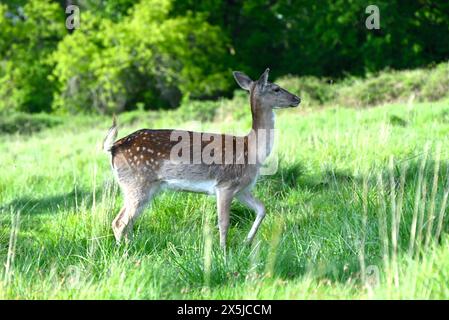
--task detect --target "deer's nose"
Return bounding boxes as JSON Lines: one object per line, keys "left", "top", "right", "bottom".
{"left": 293, "top": 95, "right": 301, "bottom": 105}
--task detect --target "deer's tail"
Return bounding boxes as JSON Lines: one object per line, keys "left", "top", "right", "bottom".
{"left": 103, "top": 114, "right": 118, "bottom": 153}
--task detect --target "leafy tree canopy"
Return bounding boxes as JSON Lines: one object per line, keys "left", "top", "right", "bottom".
{"left": 0, "top": 0, "right": 448, "bottom": 113}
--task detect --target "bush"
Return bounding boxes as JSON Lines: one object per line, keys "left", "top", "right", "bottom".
{"left": 276, "top": 61, "right": 449, "bottom": 108}
{"left": 276, "top": 76, "right": 336, "bottom": 108}
{"left": 50, "top": 0, "right": 231, "bottom": 114}
{"left": 336, "top": 63, "right": 449, "bottom": 107}
{"left": 0, "top": 1, "right": 65, "bottom": 113}
{"left": 0, "top": 112, "right": 62, "bottom": 135}
{"left": 421, "top": 63, "right": 449, "bottom": 101}
{"left": 176, "top": 99, "right": 221, "bottom": 122}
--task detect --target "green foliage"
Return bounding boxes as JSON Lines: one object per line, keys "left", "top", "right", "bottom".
{"left": 0, "top": 0, "right": 65, "bottom": 113}
{"left": 78, "top": 0, "right": 136, "bottom": 22}
{"left": 421, "top": 63, "right": 449, "bottom": 101}
{"left": 275, "top": 62, "right": 449, "bottom": 108}
{"left": 0, "top": 112, "right": 62, "bottom": 134}
{"left": 0, "top": 0, "right": 448, "bottom": 114}
{"left": 276, "top": 76, "right": 336, "bottom": 108}
{"left": 337, "top": 72, "right": 424, "bottom": 107}
{"left": 335, "top": 63, "right": 449, "bottom": 107}
{"left": 175, "top": 0, "right": 449, "bottom": 78}
{"left": 176, "top": 100, "right": 221, "bottom": 122}
{"left": 50, "top": 0, "right": 230, "bottom": 114}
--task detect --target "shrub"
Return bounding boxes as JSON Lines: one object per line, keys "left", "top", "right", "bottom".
{"left": 336, "top": 69, "right": 424, "bottom": 107}
{"left": 0, "top": 1, "right": 65, "bottom": 113}
{"left": 275, "top": 61, "right": 449, "bottom": 108}
{"left": 50, "top": 0, "right": 231, "bottom": 114}
{"left": 276, "top": 76, "right": 336, "bottom": 108}
{"left": 0, "top": 112, "right": 62, "bottom": 135}
{"left": 177, "top": 99, "right": 221, "bottom": 122}
{"left": 421, "top": 63, "right": 449, "bottom": 101}
{"left": 336, "top": 63, "right": 449, "bottom": 107}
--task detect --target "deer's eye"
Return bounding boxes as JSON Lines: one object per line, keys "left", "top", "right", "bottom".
{"left": 274, "top": 87, "right": 280, "bottom": 93}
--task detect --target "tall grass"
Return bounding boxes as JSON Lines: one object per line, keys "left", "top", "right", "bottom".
{"left": 2, "top": 97, "right": 449, "bottom": 299}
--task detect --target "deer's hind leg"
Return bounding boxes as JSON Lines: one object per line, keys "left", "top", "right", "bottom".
{"left": 237, "top": 190, "right": 265, "bottom": 245}
{"left": 112, "top": 182, "right": 160, "bottom": 244}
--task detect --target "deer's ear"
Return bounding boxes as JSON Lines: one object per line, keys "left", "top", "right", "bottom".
{"left": 257, "top": 68, "right": 270, "bottom": 88}
{"left": 233, "top": 71, "right": 253, "bottom": 91}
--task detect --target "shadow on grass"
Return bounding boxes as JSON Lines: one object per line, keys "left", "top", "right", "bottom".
{"left": 260, "top": 160, "right": 356, "bottom": 196}
{"left": 0, "top": 188, "right": 99, "bottom": 216}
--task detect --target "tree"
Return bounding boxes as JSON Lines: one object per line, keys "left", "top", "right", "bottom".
{"left": 51, "top": 0, "right": 231, "bottom": 113}
{"left": 0, "top": 0, "right": 65, "bottom": 112}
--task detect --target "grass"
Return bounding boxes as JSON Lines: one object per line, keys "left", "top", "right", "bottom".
{"left": 2, "top": 95, "right": 449, "bottom": 299}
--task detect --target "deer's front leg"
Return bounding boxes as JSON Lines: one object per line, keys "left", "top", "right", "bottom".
{"left": 237, "top": 191, "right": 265, "bottom": 244}
{"left": 216, "top": 188, "right": 234, "bottom": 250}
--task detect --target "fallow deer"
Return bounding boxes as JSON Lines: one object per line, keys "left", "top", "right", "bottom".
{"left": 103, "top": 68, "right": 300, "bottom": 249}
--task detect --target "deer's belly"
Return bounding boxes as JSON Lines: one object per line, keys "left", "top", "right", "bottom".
{"left": 163, "top": 179, "right": 217, "bottom": 195}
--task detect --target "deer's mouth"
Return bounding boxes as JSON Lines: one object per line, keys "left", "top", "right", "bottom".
{"left": 290, "top": 96, "right": 301, "bottom": 107}
{"left": 278, "top": 98, "right": 300, "bottom": 108}
{"left": 273, "top": 96, "right": 301, "bottom": 109}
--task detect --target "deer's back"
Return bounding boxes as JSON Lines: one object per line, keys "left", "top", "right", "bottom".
{"left": 111, "top": 129, "right": 258, "bottom": 195}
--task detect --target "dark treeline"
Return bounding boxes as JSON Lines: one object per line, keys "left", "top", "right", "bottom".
{"left": 0, "top": 0, "right": 448, "bottom": 113}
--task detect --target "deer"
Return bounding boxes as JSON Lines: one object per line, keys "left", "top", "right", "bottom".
{"left": 103, "top": 68, "right": 300, "bottom": 249}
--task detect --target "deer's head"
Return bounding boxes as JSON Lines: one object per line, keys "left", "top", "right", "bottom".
{"left": 233, "top": 68, "right": 301, "bottom": 111}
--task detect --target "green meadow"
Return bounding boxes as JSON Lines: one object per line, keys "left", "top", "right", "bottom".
{"left": 2, "top": 71, "right": 449, "bottom": 298}
{"left": 1, "top": 0, "right": 449, "bottom": 300}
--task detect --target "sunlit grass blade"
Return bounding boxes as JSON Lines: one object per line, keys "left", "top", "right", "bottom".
{"left": 409, "top": 143, "right": 429, "bottom": 256}
{"left": 425, "top": 143, "right": 441, "bottom": 247}
{"left": 264, "top": 215, "right": 284, "bottom": 278}
{"left": 376, "top": 173, "right": 389, "bottom": 271}
{"left": 415, "top": 182, "right": 428, "bottom": 258}
{"left": 358, "top": 176, "right": 369, "bottom": 286}
{"left": 388, "top": 157, "right": 399, "bottom": 287}
{"left": 4, "top": 209, "right": 21, "bottom": 286}
{"left": 435, "top": 187, "right": 449, "bottom": 242}
{"left": 395, "top": 161, "right": 407, "bottom": 251}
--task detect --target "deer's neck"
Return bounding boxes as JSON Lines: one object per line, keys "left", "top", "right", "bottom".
{"left": 248, "top": 90, "right": 275, "bottom": 164}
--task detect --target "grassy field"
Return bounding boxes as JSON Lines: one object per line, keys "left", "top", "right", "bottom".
{"left": 1, "top": 94, "right": 449, "bottom": 299}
